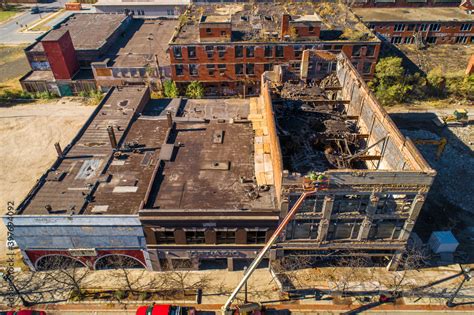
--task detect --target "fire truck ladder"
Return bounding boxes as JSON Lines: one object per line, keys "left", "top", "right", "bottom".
{"left": 221, "top": 188, "right": 319, "bottom": 314}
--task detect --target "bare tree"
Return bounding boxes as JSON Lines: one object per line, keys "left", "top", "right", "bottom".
{"left": 41, "top": 256, "right": 91, "bottom": 301}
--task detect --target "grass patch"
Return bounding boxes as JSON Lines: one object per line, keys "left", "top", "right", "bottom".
{"left": 0, "top": 5, "right": 24, "bottom": 23}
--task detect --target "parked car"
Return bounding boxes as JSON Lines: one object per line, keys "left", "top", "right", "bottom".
{"left": 136, "top": 305, "right": 196, "bottom": 315}
{"left": 1, "top": 311, "right": 46, "bottom": 315}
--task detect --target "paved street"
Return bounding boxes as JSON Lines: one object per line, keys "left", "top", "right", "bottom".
{"left": 0, "top": 0, "right": 93, "bottom": 44}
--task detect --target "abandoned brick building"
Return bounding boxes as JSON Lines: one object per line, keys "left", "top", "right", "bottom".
{"left": 7, "top": 51, "right": 435, "bottom": 272}
{"left": 169, "top": 2, "right": 381, "bottom": 96}
{"left": 354, "top": 6, "right": 474, "bottom": 44}
{"left": 20, "top": 14, "right": 177, "bottom": 96}
{"left": 193, "top": 0, "right": 462, "bottom": 8}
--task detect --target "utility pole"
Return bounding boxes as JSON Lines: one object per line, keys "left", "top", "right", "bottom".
{"left": 446, "top": 265, "right": 472, "bottom": 307}
{"left": 243, "top": 266, "right": 248, "bottom": 303}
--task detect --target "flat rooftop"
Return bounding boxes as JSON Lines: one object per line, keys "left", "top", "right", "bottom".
{"left": 353, "top": 7, "right": 474, "bottom": 23}
{"left": 106, "top": 19, "right": 178, "bottom": 68}
{"left": 95, "top": 0, "right": 189, "bottom": 6}
{"left": 18, "top": 90, "right": 276, "bottom": 216}
{"left": 29, "top": 14, "right": 127, "bottom": 52}
{"left": 145, "top": 99, "right": 275, "bottom": 210}
{"left": 172, "top": 2, "right": 377, "bottom": 44}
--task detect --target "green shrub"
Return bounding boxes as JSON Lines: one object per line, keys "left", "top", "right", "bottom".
{"left": 0, "top": 89, "right": 33, "bottom": 100}
{"left": 114, "top": 290, "right": 127, "bottom": 300}
{"left": 185, "top": 81, "right": 204, "bottom": 99}
{"left": 446, "top": 75, "right": 474, "bottom": 100}
{"left": 70, "top": 289, "right": 85, "bottom": 301}
{"left": 163, "top": 80, "right": 179, "bottom": 98}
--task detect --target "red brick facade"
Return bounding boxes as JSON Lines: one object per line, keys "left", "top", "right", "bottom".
{"left": 42, "top": 30, "right": 80, "bottom": 80}
{"left": 370, "top": 21, "right": 474, "bottom": 44}
{"left": 354, "top": 0, "right": 461, "bottom": 8}
{"left": 169, "top": 42, "right": 380, "bottom": 95}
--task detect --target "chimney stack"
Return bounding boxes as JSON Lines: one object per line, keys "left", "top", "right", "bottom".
{"left": 54, "top": 142, "right": 63, "bottom": 158}
{"left": 166, "top": 111, "right": 173, "bottom": 128}
{"left": 281, "top": 14, "right": 290, "bottom": 38}
{"left": 107, "top": 126, "right": 118, "bottom": 149}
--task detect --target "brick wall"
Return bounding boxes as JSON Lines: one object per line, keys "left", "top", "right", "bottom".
{"left": 170, "top": 42, "right": 380, "bottom": 94}
{"left": 371, "top": 21, "right": 474, "bottom": 44}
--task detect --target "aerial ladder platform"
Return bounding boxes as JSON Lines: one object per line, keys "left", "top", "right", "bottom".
{"left": 221, "top": 177, "right": 328, "bottom": 314}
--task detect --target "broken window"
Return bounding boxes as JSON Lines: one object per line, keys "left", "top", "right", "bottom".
{"left": 294, "top": 45, "right": 303, "bottom": 58}
{"left": 185, "top": 230, "right": 205, "bottom": 244}
{"left": 369, "top": 220, "right": 404, "bottom": 240}
{"left": 461, "top": 23, "right": 472, "bottom": 31}
{"left": 352, "top": 61, "right": 359, "bottom": 70}
{"left": 333, "top": 195, "right": 370, "bottom": 214}
{"left": 173, "top": 46, "right": 182, "bottom": 59}
{"left": 235, "top": 45, "right": 244, "bottom": 58}
{"left": 217, "top": 46, "right": 226, "bottom": 58}
{"left": 394, "top": 24, "right": 405, "bottom": 32}
{"left": 309, "top": 26, "right": 315, "bottom": 33}
{"left": 188, "top": 46, "right": 197, "bottom": 59}
{"left": 246, "top": 46, "right": 254, "bottom": 58}
{"left": 246, "top": 63, "right": 254, "bottom": 75}
{"left": 297, "top": 195, "right": 324, "bottom": 213}
{"left": 286, "top": 219, "right": 318, "bottom": 240}
{"left": 456, "top": 36, "right": 468, "bottom": 44}
{"left": 366, "top": 45, "right": 375, "bottom": 57}
{"left": 235, "top": 64, "right": 244, "bottom": 75}
{"left": 155, "top": 230, "right": 175, "bottom": 244}
{"left": 391, "top": 36, "right": 402, "bottom": 44}
{"left": 352, "top": 45, "right": 362, "bottom": 56}
{"left": 327, "top": 220, "right": 361, "bottom": 241}
{"left": 218, "top": 64, "right": 226, "bottom": 75}
{"left": 171, "top": 259, "right": 193, "bottom": 269}
{"left": 207, "top": 64, "right": 215, "bottom": 76}
{"left": 206, "top": 28, "right": 212, "bottom": 34}
{"left": 264, "top": 45, "right": 273, "bottom": 57}
{"left": 205, "top": 45, "right": 214, "bottom": 58}
{"left": 291, "top": 61, "right": 301, "bottom": 72}
{"left": 216, "top": 230, "right": 236, "bottom": 244}
{"left": 276, "top": 46, "right": 284, "bottom": 58}
{"left": 430, "top": 23, "right": 441, "bottom": 32}
{"left": 247, "top": 230, "right": 266, "bottom": 244}
{"left": 175, "top": 64, "right": 184, "bottom": 76}
{"left": 189, "top": 64, "right": 198, "bottom": 76}
{"left": 407, "top": 24, "right": 416, "bottom": 31}
{"left": 363, "top": 62, "right": 372, "bottom": 74}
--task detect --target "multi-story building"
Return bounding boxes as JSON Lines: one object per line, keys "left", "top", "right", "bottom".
{"left": 7, "top": 51, "right": 435, "bottom": 272}
{"left": 354, "top": 6, "right": 474, "bottom": 44}
{"left": 169, "top": 2, "right": 381, "bottom": 96}
{"left": 20, "top": 14, "right": 177, "bottom": 96}
{"left": 352, "top": 0, "right": 461, "bottom": 8}
{"left": 192, "top": 0, "right": 462, "bottom": 8}
{"left": 94, "top": 0, "right": 189, "bottom": 17}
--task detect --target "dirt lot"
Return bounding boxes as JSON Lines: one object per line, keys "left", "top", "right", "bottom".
{"left": 0, "top": 99, "right": 95, "bottom": 259}
{"left": 395, "top": 44, "right": 474, "bottom": 75}
{"left": 389, "top": 109, "right": 474, "bottom": 262}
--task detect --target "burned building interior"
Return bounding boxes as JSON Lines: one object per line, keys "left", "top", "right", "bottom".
{"left": 9, "top": 51, "right": 435, "bottom": 272}
{"left": 277, "top": 77, "right": 370, "bottom": 173}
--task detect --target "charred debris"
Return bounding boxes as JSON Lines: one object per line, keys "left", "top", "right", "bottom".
{"left": 271, "top": 73, "right": 378, "bottom": 173}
